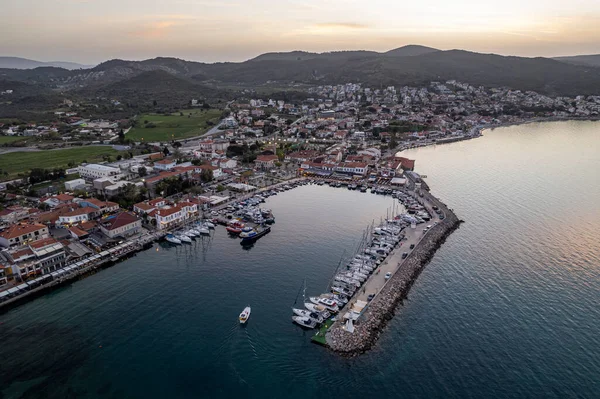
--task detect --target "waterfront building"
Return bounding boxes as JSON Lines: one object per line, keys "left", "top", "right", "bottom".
{"left": 0, "top": 223, "right": 49, "bottom": 247}
{"left": 254, "top": 155, "right": 279, "bottom": 170}
{"left": 153, "top": 206, "right": 184, "bottom": 230}
{"left": 98, "top": 212, "right": 142, "bottom": 238}
{"left": 57, "top": 206, "right": 96, "bottom": 226}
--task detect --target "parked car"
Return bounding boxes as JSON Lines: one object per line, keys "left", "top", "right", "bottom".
{"left": 402, "top": 252, "right": 408, "bottom": 259}
{"left": 385, "top": 272, "right": 392, "bottom": 280}
{"left": 410, "top": 244, "right": 415, "bottom": 249}
{"left": 367, "top": 294, "right": 375, "bottom": 301}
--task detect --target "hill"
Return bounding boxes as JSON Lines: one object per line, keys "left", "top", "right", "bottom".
{"left": 384, "top": 45, "right": 439, "bottom": 57}
{"left": 2, "top": 47, "right": 600, "bottom": 117}
{"left": 0, "top": 56, "right": 92, "bottom": 70}
{"left": 554, "top": 54, "right": 600, "bottom": 68}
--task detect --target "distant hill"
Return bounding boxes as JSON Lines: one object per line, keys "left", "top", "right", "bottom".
{"left": 384, "top": 45, "right": 439, "bottom": 57}
{"left": 554, "top": 54, "right": 600, "bottom": 68}
{"left": 0, "top": 56, "right": 93, "bottom": 70}
{"left": 3, "top": 46, "right": 600, "bottom": 117}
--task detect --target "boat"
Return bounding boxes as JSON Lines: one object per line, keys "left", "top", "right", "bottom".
{"left": 176, "top": 234, "right": 192, "bottom": 243}
{"left": 304, "top": 303, "right": 331, "bottom": 319}
{"left": 239, "top": 226, "right": 256, "bottom": 238}
{"left": 226, "top": 221, "right": 244, "bottom": 234}
{"left": 198, "top": 225, "right": 210, "bottom": 235}
{"left": 165, "top": 234, "right": 181, "bottom": 244}
{"left": 187, "top": 229, "right": 200, "bottom": 237}
{"left": 292, "top": 308, "right": 323, "bottom": 323}
{"left": 309, "top": 296, "right": 339, "bottom": 312}
{"left": 240, "top": 226, "right": 271, "bottom": 245}
{"left": 204, "top": 221, "right": 216, "bottom": 229}
{"left": 239, "top": 306, "right": 251, "bottom": 324}
{"left": 292, "top": 316, "right": 317, "bottom": 329}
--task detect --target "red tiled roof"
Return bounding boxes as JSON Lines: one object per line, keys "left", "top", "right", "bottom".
{"left": 155, "top": 206, "right": 181, "bottom": 217}
{"left": 69, "top": 226, "right": 89, "bottom": 237}
{"left": 100, "top": 212, "right": 140, "bottom": 231}
{"left": 0, "top": 223, "right": 47, "bottom": 239}
{"left": 255, "top": 155, "right": 278, "bottom": 162}
{"left": 29, "top": 237, "right": 58, "bottom": 249}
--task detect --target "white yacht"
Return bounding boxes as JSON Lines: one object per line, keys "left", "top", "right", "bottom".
{"left": 198, "top": 225, "right": 210, "bottom": 235}
{"left": 292, "top": 308, "right": 323, "bottom": 323}
{"left": 176, "top": 234, "right": 192, "bottom": 243}
{"left": 292, "top": 316, "right": 317, "bottom": 329}
{"left": 239, "top": 306, "right": 251, "bottom": 324}
{"left": 309, "top": 296, "right": 339, "bottom": 312}
{"left": 165, "top": 234, "right": 181, "bottom": 244}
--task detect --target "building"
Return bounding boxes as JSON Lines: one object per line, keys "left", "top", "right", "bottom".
{"left": 335, "top": 162, "right": 368, "bottom": 176}
{"left": 64, "top": 178, "right": 86, "bottom": 191}
{"left": 254, "top": 155, "right": 279, "bottom": 170}
{"left": 27, "top": 237, "right": 66, "bottom": 275}
{"left": 0, "top": 223, "right": 49, "bottom": 247}
{"left": 57, "top": 206, "right": 96, "bottom": 226}
{"left": 153, "top": 206, "right": 183, "bottom": 230}
{"left": 154, "top": 159, "right": 177, "bottom": 171}
{"left": 79, "top": 198, "right": 119, "bottom": 217}
{"left": 98, "top": 212, "right": 141, "bottom": 238}
{"left": 78, "top": 164, "right": 122, "bottom": 181}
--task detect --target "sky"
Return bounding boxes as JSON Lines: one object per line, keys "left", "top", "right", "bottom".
{"left": 2, "top": 0, "right": 600, "bottom": 64}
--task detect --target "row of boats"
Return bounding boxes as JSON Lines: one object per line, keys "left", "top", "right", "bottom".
{"left": 164, "top": 221, "right": 216, "bottom": 244}
{"left": 291, "top": 219, "right": 409, "bottom": 329}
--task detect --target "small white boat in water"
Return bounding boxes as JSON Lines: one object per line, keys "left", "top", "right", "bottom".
{"left": 204, "top": 221, "right": 216, "bottom": 229}
{"left": 198, "top": 225, "right": 210, "bottom": 235}
{"left": 292, "top": 315, "right": 317, "bottom": 329}
{"left": 165, "top": 234, "right": 181, "bottom": 244}
{"left": 239, "top": 306, "right": 251, "bottom": 324}
{"left": 304, "top": 303, "right": 331, "bottom": 319}
{"left": 309, "top": 296, "right": 339, "bottom": 312}
{"left": 292, "top": 308, "right": 324, "bottom": 323}
{"left": 176, "top": 234, "right": 192, "bottom": 243}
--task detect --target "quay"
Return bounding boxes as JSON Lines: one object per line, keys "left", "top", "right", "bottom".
{"left": 323, "top": 177, "right": 463, "bottom": 356}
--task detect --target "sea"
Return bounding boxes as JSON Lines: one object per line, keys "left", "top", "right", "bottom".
{"left": 1, "top": 120, "right": 599, "bottom": 399}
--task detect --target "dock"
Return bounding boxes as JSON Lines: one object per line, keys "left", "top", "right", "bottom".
{"left": 311, "top": 318, "right": 335, "bottom": 346}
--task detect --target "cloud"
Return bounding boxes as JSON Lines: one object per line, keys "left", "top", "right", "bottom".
{"left": 312, "top": 22, "right": 369, "bottom": 30}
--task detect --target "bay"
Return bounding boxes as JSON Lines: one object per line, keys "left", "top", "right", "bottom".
{"left": 1, "top": 120, "right": 599, "bottom": 399}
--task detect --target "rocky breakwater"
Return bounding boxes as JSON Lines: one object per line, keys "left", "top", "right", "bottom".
{"left": 326, "top": 204, "right": 463, "bottom": 357}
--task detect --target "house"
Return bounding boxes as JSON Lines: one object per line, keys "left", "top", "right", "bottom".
{"left": 79, "top": 198, "right": 119, "bottom": 216}
{"left": 154, "top": 159, "right": 177, "bottom": 171}
{"left": 254, "top": 155, "right": 279, "bottom": 170}
{"left": 0, "top": 207, "right": 30, "bottom": 224}
{"left": 153, "top": 206, "right": 184, "bottom": 230}
{"left": 98, "top": 212, "right": 141, "bottom": 238}
{"left": 219, "top": 158, "right": 237, "bottom": 169}
{"left": 27, "top": 237, "right": 66, "bottom": 275}
{"left": 42, "top": 193, "right": 74, "bottom": 208}
{"left": 0, "top": 223, "right": 50, "bottom": 247}
{"left": 133, "top": 201, "right": 156, "bottom": 215}
{"left": 395, "top": 156, "right": 415, "bottom": 171}
{"left": 57, "top": 206, "right": 96, "bottom": 226}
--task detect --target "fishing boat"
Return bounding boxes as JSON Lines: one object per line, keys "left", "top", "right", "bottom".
{"left": 165, "top": 234, "right": 181, "bottom": 244}
{"left": 239, "top": 306, "right": 251, "bottom": 324}
{"left": 292, "top": 316, "right": 317, "bottom": 329}
{"left": 240, "top": 226, "right": 271, "bottom": 245}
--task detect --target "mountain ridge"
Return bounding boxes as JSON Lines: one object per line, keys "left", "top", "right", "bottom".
{"left": 0, "top": 56, "right": 93, "bottom": 70}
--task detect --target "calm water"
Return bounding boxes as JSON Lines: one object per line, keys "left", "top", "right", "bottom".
{"left": 1, "top": 121, "right": 599, "bottom": 398}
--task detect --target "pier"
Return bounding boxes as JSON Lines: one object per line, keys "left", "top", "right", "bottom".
{"left": 325, "top": 184, "right": 462, "bottom": 356}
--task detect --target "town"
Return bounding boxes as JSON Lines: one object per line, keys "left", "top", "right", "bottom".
{"left": 1, "top": 80, "right": 599, "bottom": 301}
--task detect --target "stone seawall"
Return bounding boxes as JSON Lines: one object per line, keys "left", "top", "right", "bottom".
{"left": 326, "top": 208, "right": 463, "bottom": 357}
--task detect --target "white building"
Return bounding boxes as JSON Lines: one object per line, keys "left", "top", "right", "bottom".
{"left": 78, "top": 164, "right": 122, "bottom": 181}
{"left": 64, "top": 178, "right": 86, "bottom": 191}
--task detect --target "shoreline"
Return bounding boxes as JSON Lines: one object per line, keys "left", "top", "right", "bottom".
{"left": 325, "top": 185, "right": 462, "bottom": 357}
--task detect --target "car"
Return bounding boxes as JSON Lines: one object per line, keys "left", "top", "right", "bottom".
{"left": 367, "top": 294, "right": 375, "bottom": 301}
{"left": 402, "top": 252, "right": 408, "bottom": 259}
{"left": 410, "top": 244, "right": 415, "bottom": 249}
{"left": 385, "top": 272, "right": 392, "bottom": 280}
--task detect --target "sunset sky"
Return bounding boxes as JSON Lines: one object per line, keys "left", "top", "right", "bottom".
{"left": 2, "top": 0, "right": 600, "bottom": 64}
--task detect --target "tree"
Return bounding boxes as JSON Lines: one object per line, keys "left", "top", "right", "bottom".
{"left": 163, "top": 146, "right": 170, "bottom": 156}
{"left": 153, "top": 100, "right": 158, "bottom": 107}
{"left": 138, "top": 166, "right": 147, "bottom": 177}
{"left": 116, "top": 155, "right": 122, "bottom": 161}
{"left": 200, "top": 168, "right": 213, "bottom": 182}
{"left": 118, "top": 129, "right": 125, "bottom": 142}
{"left": 202, "top": 103, "right": 210, "bottom": 109}
{"left": 172, "top": 141, "right": 182, "bottom": 149}
{"left": 216, "top": 184, "right": 225, "bottom": 192}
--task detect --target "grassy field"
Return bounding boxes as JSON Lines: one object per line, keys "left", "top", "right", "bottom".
{"left": 127, "top": 109, "right": 222, "bottom": 142}
{"left": 0, "top": 146, "right": 122, "bottom": 178}
{"left": 0, "top": 136, "right": 30, "bottom": 144}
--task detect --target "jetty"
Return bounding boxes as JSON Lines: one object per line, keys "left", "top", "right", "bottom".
{"left": 324, "top": 180, "right": 462, "bottom": 356}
